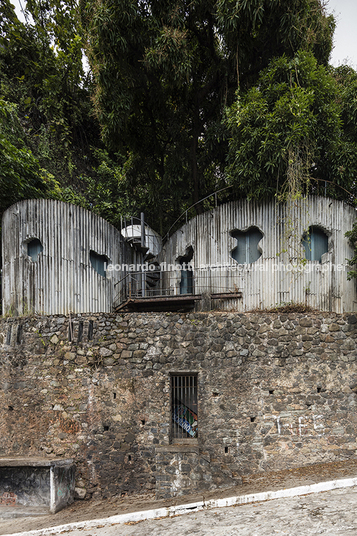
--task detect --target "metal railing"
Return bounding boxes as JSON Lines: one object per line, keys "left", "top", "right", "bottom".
{"left": 113, "top": 267, "right": 244, "bottom": 309}
{"left": 165, "top": 185, "right": 233, "bottom": 240}
{"left": 119, "top": 186, "right": 234, "bottom": 245}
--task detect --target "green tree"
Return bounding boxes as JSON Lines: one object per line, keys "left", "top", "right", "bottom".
{"left": 0, "top": 0, "right": 340, "bottom": 235}
{"left": 0, "top": 0, "right": 98, "bottom": 187}
{"left": 80, "top": 0, "right": 334, "bottom": 227}
{"left": 216, "top": 0, "right": 334, "bottom": 88}
{"left": 225, "top": 51, "right": 357, "bottom": 201}
{"left": 81, "top": 0, "right": 229, "bottom": 217}
{"left": 0, "top": 99, "right": 48, "bottom": 217}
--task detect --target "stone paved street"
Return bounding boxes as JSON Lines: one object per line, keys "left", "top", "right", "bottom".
{"left": 63, "top": 487, "right": 357, "bottom": 536}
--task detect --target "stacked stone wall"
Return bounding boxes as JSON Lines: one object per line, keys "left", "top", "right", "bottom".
{"left": 1, "top": 312, "right": 357, "bottom": 499}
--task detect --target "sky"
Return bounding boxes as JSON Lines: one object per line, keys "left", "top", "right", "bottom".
{"left": 9, "top": 0, "right": 357, "bottom": 69}
{"left": 327, "top": 0, "right": 357, "bottom": 68}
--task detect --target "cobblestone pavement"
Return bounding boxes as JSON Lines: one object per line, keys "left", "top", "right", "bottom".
{"left": 65, "top": 487, "right": 357, "bottom": 536}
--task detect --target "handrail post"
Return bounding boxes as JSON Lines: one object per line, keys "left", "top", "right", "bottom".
{"left": 141, "top": 212, "right": 146, "bottom": 297}
{"left": 141, "top": 212, "right": 145, "bottom": 249}
{"left": 165, "top": 185, "right": 232, "bottom": 240}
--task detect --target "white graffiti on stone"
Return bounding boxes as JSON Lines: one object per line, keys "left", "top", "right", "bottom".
{"left": 264, "top": 414, "right": 325, "bottom": 437}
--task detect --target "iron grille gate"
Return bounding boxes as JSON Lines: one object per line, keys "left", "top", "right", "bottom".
{"left": 171, "top": 375, "right": 198, "bottom": 439}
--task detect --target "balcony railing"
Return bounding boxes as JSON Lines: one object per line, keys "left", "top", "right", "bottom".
{"left": 113, "top": 268, "right": 243, "bottom": 311}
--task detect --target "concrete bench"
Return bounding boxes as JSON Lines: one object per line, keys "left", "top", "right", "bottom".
{"left": 0, "top": 457, "right": 75, "bottom": 518}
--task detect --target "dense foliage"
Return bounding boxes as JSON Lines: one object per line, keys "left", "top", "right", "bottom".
{"left": 0, "top": 0, "right": 92, "bottom": 210}
{"left": 225, "top": 51, "right": 357, "bottom": 202}
{"left": 1, "top": 0, "right": 357, "bottom": 243}
{"left": 79, "top": 0, "right": 335, "bottom": 224}
{"left": 0, "top": 98, "right": 48, "bottom": 215}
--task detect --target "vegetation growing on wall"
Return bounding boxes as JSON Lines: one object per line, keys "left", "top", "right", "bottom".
{"left": 346, "top": 225, "right": 357, "bottom": 281}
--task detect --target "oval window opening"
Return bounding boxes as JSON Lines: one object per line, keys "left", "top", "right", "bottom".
{"left": 27, "top": 238, "right": 43, "bottom": 262}
{"left": 302, "top": 226, "right": 328, "bottom": 263}
{"left": 230, "top": 226, "right": 263, "bottom": 264}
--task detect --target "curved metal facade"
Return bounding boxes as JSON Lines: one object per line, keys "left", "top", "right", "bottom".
{"left": 2, "top": 199, "right": 131, "bottom": 315}
{"left": 159, "top": 197, "right": 357, "bottom": 313}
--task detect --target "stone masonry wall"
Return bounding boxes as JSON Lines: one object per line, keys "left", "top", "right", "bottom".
{"left": 1, "top": 312, "right": 357, "bottom": 500}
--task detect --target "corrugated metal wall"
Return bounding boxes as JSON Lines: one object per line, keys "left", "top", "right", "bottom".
{"left": 2, "top": 199, "right": 132, "bottom": 315}
{"left": 159, "top": 197, "right": 357, "bottom": 313}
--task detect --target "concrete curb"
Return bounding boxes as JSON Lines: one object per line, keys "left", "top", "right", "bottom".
{"left": 8, "top": 476, "right": 357, "bottom": 536}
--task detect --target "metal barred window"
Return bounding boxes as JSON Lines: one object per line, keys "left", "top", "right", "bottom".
{"left": 171, "top": 374, "right": 198, "bottom": 440}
